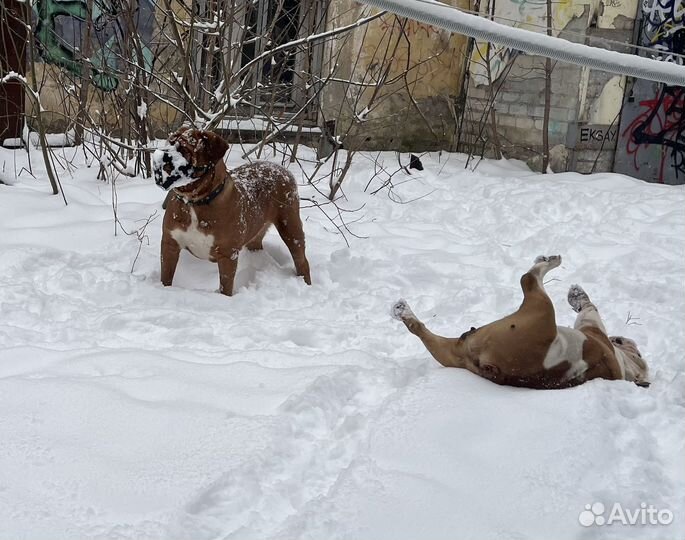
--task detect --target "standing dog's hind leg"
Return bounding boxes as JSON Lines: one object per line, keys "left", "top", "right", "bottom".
{"left": 275, "top": 209, "right": 311, "bottom": 285}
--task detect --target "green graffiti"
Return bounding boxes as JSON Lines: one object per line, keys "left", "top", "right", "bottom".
{"left": 34, "top": 0, "right": 118, "bottom": 90}
{"left": 34, "top": 0, "right": 155, "bottom": 92}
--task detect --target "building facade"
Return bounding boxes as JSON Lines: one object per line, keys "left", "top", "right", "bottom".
{"left": 1, "top": 0, "right": 683, "bottom": 183}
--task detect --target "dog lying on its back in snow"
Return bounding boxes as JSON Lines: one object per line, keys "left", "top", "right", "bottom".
{"left": 392, "top": 255, "right": 649, "bottom": 389}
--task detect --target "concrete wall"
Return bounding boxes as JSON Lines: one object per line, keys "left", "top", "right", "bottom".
{"left": 461, "top": 0, "right": 639, "bottom": 172}
{"left": 25, "top": 64, "right": 181, "bottom": 139}
{"left": 20, "top": 0, "right": 470, "bottom": 152}
{"left": 571, "top": 18, "right": 636, "bottom": 174}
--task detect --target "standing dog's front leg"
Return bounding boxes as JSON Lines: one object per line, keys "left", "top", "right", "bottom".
{"left": 161, "top": 234, "right": 181, "bottom": 287}
{"left": 217, "top": 249, "right": 239, "bottom": 296}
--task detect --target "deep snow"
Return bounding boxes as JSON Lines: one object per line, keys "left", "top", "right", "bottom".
{"left": 0, "top": 142, "right": 683, "bottom": 540}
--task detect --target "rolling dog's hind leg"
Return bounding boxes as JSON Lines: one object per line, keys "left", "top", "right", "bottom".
{"left": 520, "top": 255, "right": 562, "bottom": 296}
{"left": 517, "top": 255, "right": 561, "bottom": 331}
{"left": 531, "top": 254, "right": 562, "bottom": 278}
{"left": 392, "top": 300, "right": 468, "bottom": 369}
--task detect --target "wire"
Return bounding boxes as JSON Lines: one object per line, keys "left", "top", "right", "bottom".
{"left": 395, "top": 0, "right": 685, "bottom": 62}
{"left": 448, "top": 2, "right": 685, "bottom": 63}
{"left": 359, "top": 0, "right": 685, "bottom": 86}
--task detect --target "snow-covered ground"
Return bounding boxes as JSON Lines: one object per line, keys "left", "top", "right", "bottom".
{"left": 0, "top": 142, "right": 683, "bottom": 540}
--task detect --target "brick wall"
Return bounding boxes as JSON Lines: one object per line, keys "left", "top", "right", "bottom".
{"left": 460, "top": 5, "right": 638, "bottom": 173}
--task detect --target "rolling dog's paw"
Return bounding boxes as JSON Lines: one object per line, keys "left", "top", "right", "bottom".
{"left": 391, "top": 299, "right": 415, "bottom": 321}
{"left": 534, "top": 254, "right": 562, "bottom": 266}
{"left": 567, "top": 284, "right": 590, "bottom": 313}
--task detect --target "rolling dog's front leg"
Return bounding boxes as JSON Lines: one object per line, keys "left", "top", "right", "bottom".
{"left": 392, "top": 300, "right": 468, "bottom": 369}
{"left": 568, "top": 284, "right": 608, "bottom": 333}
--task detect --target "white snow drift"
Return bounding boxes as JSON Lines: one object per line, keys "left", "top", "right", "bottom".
{"left": 0, "top": 142, "right": 683, "bottom": 540}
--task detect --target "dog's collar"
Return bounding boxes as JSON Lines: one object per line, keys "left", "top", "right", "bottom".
{"left": 173, "top": 175, "right": 226, "bottom": 206}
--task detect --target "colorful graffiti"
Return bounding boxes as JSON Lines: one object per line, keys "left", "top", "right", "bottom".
{"left": 470, "top": 42, "right": 518, "bottom": 85}
{"left": 615, "top": 0, "right": 685, "bottom": 184}
{"left": 622, "top": 86, "right": 685, "bottom": 179}
{"left": 34, "top": 0, "right": 155, "bottom": 91}
{"left": 642, "top": 0, "right": 685, "bottom": 63}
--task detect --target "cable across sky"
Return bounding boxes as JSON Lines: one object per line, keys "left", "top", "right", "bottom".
{"left": 358, "top": 0, "right": 685, "bottom": 86}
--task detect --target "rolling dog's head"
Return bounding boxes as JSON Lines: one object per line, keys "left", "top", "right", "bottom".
{"left": 610, "top": 335, "right": 650, "bottom": 387}
{"left": 153, "top": 128, "right": 229, "bottom": 190}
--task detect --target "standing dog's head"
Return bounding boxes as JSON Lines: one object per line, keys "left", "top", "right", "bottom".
{"left": 153, "top": 128, "right": 229, "bottom": 190}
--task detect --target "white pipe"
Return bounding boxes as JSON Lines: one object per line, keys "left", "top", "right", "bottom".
{"left": 358, "top": 0, "right": 685, "bottom": 86}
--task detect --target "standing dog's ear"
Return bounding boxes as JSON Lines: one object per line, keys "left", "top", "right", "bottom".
{"left": 197, "top": 131, "right": 229, "bottom": 166}
{"left": 168, "top": 126, "right": 189, "bottom": 145}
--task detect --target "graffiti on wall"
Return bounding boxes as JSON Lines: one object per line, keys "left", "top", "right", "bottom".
{"left": 469, "top": 0, "right": 587, "bottom": 85}
{"left": 468, "top": 0, "right": 640, "bottom": 85}
{"left": 622, "top": 84, "right": 685, "bottom": 180}
{"left": 34, "top": 0, "right": 155, "bottom": 91}
{"left": 615, "top": 0, "right": 685, "bottom": 184}
{"left": 377, "top": 17, "right": 440, "bottom": 39}
{"left": 641, "top": 0, "right": 685, "bottom": 63}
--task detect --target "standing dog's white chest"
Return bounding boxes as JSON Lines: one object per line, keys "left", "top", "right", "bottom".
{"left": 170, "top": 207, "right": 215, "bottom": 260}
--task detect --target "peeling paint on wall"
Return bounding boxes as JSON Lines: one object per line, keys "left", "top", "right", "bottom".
{"left": 597, "top": 0, "right": 639, "bottom": 28}
{"left": 469, "top": 0, "right": 590, "bottom": 85}
{"left": 468, "top": 0, "right": 638, "bottom": 84}
{"left": 587, "top": 75, "right": 624, "bottom": 123}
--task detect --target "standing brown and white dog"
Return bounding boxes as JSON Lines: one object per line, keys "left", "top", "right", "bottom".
{"left": 392, "top": 255, "right": 649, "bottom": 389}
{"left": 153, "top": 128, "right": 311, "bottom": 295}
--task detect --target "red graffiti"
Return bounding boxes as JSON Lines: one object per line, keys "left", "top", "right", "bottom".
{"left": 377, "top": 16, "right": 439, "bottom": 38}
{"left": 622, "top": 85, "right": 685, "bottom": 183}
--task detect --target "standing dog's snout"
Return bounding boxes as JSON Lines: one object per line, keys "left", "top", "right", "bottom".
{"left": 152, "top": 148, "right": 167, "bottom": 186}
{"left": 152, "top": 146, "right": 183, "bottom": 190}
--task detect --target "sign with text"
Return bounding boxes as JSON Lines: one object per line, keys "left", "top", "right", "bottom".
{"left": 575, "top": 124, "right": 618, "bottom": 150}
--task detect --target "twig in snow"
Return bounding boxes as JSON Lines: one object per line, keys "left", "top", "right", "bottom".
{"left": 625, "top": 312, "right": 642, "bottom": 326}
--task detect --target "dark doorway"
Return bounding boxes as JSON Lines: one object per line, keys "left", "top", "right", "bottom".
{"left": 0, "top": 0, "right": 27, "bottom": 143}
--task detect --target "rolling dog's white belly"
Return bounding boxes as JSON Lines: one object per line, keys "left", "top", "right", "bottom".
{"left": 543, "top": 326, "right": 589, "bottom": 382}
